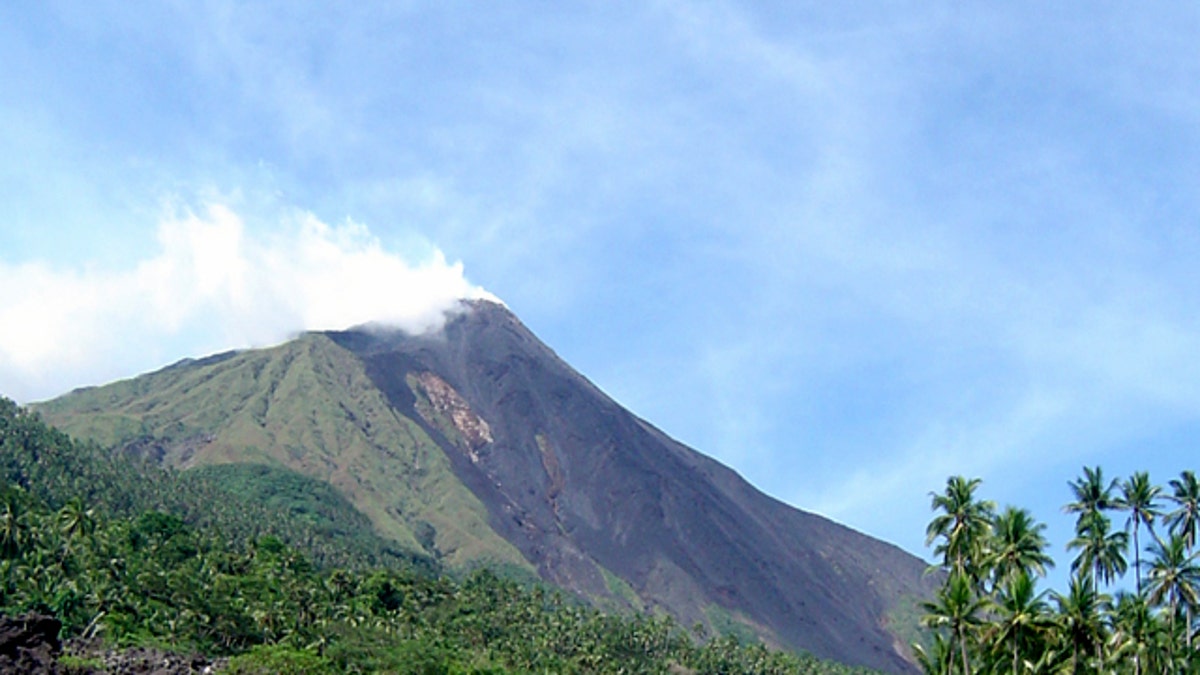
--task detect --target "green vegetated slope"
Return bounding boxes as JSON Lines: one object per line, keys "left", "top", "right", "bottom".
{"left": 1, "top": 398, "right": 883, "bottom": 674}
{"left": 179, "top": 463, "right": 407, "bottom": 556}
{"left": 0, "top": 397, "right": 420, "bottom": 571}
{"left": 35, "top": 333, "right": 528, "bottom": 573}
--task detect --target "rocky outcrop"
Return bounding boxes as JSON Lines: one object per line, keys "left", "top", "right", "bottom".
{"left": 410, "top": 371, "right": 494, "bottom": 456}
{"left": 0, "top": 613, "right": 63, "bottom": 674}
{"left": 0, "top": 614, "right": 224, "bottom": 675}
{"left": 64, "top": 643, "right": 224, "bottom": 674}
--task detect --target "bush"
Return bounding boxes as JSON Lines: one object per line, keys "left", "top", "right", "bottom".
{"left": 225, "top": 644, "right": 336, "bottom": 675}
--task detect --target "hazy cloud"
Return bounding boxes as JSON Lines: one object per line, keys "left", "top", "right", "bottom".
{"left": 0, "top": 204, "right": 493, "bottom": 403}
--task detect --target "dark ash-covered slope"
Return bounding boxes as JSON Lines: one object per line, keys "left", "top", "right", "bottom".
{"left": 327, "top": 301, "right": 934, "bottom": 673}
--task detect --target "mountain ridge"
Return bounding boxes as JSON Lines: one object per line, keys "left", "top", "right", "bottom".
{"left": 37, "top": 300, "right": 934, "bottom": 673}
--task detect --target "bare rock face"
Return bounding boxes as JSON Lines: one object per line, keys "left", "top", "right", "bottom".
{"left": 0, "top": 613, "right": 63, "bottom": 674}
{"left": 411, "top": 371, "right": 494, "bottom": 456}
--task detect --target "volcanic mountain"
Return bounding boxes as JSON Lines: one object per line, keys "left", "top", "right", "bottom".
{"left": 37, "top": 300, "right": 935, "bottom": 673}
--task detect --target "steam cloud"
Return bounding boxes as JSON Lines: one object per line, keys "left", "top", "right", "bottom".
{"left": 0, "top": 204, "right": 496, "bottom": 402}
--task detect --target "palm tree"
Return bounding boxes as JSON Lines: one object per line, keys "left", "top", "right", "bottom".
{"left": 927, "top": 476, "right": 996, "bottom": 581}
{"left": 1108, "top": 591, "right": 1160, "bottom": 675}
{"left": 921, "top": 573, "right": 989, "bottom": 675}
{"left": 987, "top": 506, "right": 1054, "bottom": 587}
{"left": 1067, "top": 511, "right": 1128, "bottom": 593}
{"left": 1114, "top": 471, "right": 1162, "bottom": 596}
{"left": 1052, "top": 573, "right": 1111, "bottom": 674}
{"left": 1168, "top": 470, "right": 1200, "bottom": 553}
{"left": 913, "top": 631, "right": 954, "bottom": 675}
{"left": 1144, "top": 534, "right": 1200, "bottom": 664}
{"left": 989, "top": 570, "right": 1052, "bottom": 674}
{"left": 0, "top": 486, "right": 30, "bottom": 559}
{"left": 1065, "top": 466, "right": 1118, "bottom": 520}
{"left": 1166, "top": 470, "right": 1200, "bottom": 657}
{"left": 56, "top": 497, "right": 97, "bottom": 557}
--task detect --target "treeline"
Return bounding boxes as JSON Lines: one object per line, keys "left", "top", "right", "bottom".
{"left": 920, "top": 468, "right": 1200, "bottom": 674}
{"left": 0, "top": 398, "right": 879, "bottom": 674}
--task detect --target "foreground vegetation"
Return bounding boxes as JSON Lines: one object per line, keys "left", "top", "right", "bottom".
{"left": 1, "top": 397, "right": 878, "bottom": 673}
{"left": 920, "top": 468, "right": 1200, "bottom": 673}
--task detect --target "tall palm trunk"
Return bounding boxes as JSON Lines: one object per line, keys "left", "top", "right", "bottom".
{"left": 959, "top": 632, "right": 969, "bottom": 675}
{"left": 1133, "top": 518, "right": 1142, "bottom": 596}
{"left": 1189, "top": 537, "right": 1195, "bottom": 657}
{"left": 1188, "top": 605, "right": 1194, "bottom": 655}
{"left": 1169, "top": 592, "right": 1178, "bottom": 668}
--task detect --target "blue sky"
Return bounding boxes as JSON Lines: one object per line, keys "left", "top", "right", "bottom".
{"left": 3, "top": 1, "right": 1200, "bottom": 589}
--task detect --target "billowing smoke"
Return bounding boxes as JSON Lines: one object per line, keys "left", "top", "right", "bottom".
{"left": 0, "top": 204, "right": 497, "bottom": 403}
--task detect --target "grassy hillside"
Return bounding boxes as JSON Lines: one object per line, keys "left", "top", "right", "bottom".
{"left": 36, "top": 334, "right": 530, "bottom": 573}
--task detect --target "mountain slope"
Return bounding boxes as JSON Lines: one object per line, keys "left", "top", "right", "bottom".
{"left": 38, "top": 332, "right": 528, "bottom": 573}
{"left": 38, "top": 301, "right": 934, "bottom": 673}
{"left": 327, "top": 301, "right": 936, "bottom": 673}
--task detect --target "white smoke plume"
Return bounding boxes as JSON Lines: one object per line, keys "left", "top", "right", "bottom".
{"left": 0, "top": 204, "right": 497, "bottom": 402}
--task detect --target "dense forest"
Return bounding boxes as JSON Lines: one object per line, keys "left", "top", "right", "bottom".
{"left": 0, "top": 397, "right": 880, "bottom": 674}
{"left": 919, "top": 469, "right": 1200, "bottom": 673}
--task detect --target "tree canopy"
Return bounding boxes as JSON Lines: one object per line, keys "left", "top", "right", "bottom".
{"left": 920, "top": 467, "right": 1200, "bottom": 674}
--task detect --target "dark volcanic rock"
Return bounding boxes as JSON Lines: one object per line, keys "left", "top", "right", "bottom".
{"left": 328, "top": 301, "right": 936, "bottom": 673}
{"left": 63, "top": 638, "right": 225, "bottom": 675}
{"left": 0, "top": 616, "right": 222, "bottom": 675}
{"left": 83, "top": 646, "right": 220, "bottom": 674}
{"left": 0, "top": 613, "right": 63, "bottom": 674}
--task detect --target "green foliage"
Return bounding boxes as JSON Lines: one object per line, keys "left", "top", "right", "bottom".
{"left": 920, "top": 468, "right": 1200, "bottom": 674}
{"left": 1, "top": 396, "right": 880, "bottom": 674}
{"left": 0, "top": 395, "right": 430, "bottom": 572}
{"left": 925, "top": 476, "right": 995, "bottom": 584}
{"left": 598, "top": 564, "right": 645, "bottom": 612}
{"left": 226, "top": 644, "right": 337, "bottom": 675}
{"left": 57, "top": 653, "right": 106, "bottom": 671}
{"left": 702, "top": 603, "right": 761, "bottom": 645}
{"left": 179, "top": 462, "right": 432, "bottom": 570}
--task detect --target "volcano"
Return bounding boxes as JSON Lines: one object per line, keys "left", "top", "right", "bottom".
{"left": 38, "top": 300, "right": 934, "bottom": 673}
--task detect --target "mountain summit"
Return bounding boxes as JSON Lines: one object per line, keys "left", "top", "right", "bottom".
{"left": 39, "top": 300, "right": 934, "bottom": 673}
